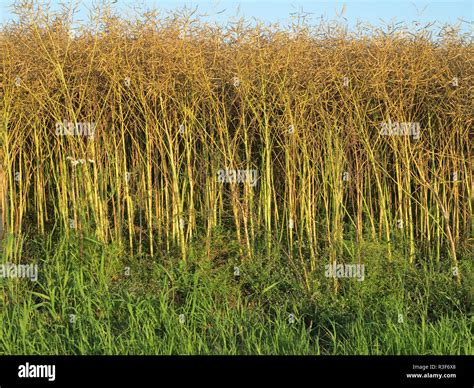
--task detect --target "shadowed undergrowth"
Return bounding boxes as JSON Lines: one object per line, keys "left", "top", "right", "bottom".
{"left": 0, "top": 230, "right": 471, "bottom": 355}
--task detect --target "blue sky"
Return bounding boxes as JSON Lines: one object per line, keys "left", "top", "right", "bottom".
{"left": 0, "top": 0, "right": 472, "bottom": 32}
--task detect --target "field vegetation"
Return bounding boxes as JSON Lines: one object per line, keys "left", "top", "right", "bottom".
{"left": 0, "top": 2, "right": 472, "bottom": 354}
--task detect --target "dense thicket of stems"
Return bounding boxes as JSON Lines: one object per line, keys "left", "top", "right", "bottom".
{"left": 0, "top": 4, "right": 471, "bottom": 287}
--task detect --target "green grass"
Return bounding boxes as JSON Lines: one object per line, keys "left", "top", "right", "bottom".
{"left": 0, "top": 229, "right": 471, "bottom": 355}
